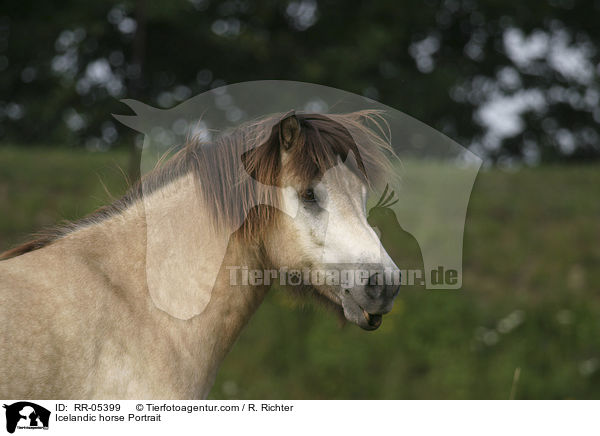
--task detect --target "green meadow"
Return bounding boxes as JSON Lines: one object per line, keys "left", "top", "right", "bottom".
{"left": 1, "top": 146, "right": 599, "bottom": 399}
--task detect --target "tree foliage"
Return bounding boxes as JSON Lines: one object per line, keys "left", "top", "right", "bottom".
{"left": 1, "top": 0, "right": 599, "bottom": 163}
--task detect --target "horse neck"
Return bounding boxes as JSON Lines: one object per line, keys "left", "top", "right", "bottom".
{"left": 59, "top": 171, "right": 270, "bottom": 395}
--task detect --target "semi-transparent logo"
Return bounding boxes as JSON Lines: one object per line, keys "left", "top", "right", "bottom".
{"left": 114, "top": 80, "right": 481, "bottom": 320}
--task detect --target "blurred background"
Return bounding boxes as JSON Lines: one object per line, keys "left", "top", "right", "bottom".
{"left": 1, "top": 0, "right": 599, "bottom": 398}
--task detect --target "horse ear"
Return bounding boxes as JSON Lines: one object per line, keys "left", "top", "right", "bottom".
{"left": 279, "top": 111, "right": 301, "bottom": 150}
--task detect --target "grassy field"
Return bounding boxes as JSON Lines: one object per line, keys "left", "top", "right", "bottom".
{"left": 1, "top": 146, "right": 599, "bottom": 399}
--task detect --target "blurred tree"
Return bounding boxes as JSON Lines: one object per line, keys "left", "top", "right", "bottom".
{"left": 1, "top": 0, "right": 599, "bottom": 171}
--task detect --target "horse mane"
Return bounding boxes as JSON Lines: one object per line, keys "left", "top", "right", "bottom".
{"left": 0, "top": 110, "right": 397, "bottom": 260}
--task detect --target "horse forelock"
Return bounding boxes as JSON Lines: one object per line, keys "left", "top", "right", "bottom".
{"left": 194, "top": 110, "right": 397, "bottom": 241}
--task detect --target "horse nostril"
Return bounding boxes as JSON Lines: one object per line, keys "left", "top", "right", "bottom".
{"left": 388, "top": 284, "right": 401, "bottom": 298}
{"left": 368, "top": 273, "right": 380, "bottom": 284}
{"left": 365, "top": 273, "right": 384, "bottom": 299}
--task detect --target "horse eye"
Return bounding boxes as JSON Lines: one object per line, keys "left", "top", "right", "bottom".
{"left": 300, "top": 188, "right": 316, "bottom": 203}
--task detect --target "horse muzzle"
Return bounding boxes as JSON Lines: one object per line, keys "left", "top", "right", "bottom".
{"left": 341, "top": 271, "right": 400, "bottom": 330}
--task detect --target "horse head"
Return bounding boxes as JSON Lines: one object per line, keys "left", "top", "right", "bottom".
{"left": 252, "top": 112, "right": 401, "bottom": 330}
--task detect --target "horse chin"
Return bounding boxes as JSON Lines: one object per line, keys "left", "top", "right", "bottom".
{"left": 309, "top": 285, "right": 384, "bottom": 330}
{"left": 341, "top": 294, "right": 384, "bottom": 331}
